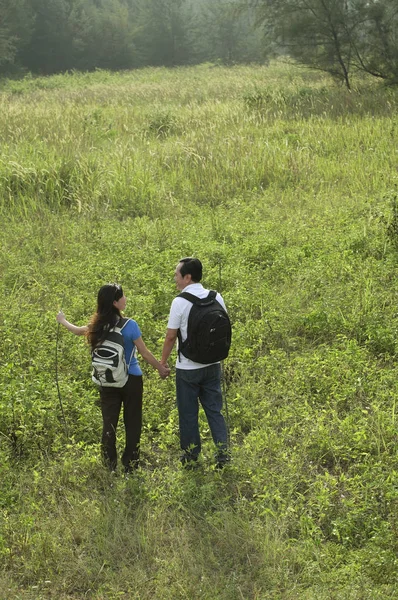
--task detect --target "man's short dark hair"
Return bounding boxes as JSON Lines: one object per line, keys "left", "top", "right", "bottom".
{"left": 179, "top": 257, "right": 202, "bottom": 282}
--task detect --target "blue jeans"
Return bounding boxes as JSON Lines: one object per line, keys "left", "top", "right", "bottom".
{"left": 176, "top": 363, "right": 228, "bottom": 461}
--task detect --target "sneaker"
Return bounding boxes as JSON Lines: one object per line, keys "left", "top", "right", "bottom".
{"left": 215, "top": 453, "right": 231, "bottom": 470}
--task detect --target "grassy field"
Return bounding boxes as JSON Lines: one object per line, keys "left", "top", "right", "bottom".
{"left": 1, "top": 62, "right": 398, "bottom": 599}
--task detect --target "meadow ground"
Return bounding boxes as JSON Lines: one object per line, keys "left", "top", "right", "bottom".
{"left": 1, "top": 62, "right": 398, "bottom": 598}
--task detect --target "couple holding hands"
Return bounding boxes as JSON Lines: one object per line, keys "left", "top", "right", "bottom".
{"left": 57, "top": 258, "right": 230, "bottom": 474}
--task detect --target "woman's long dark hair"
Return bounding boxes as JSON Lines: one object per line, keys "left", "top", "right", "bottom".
{"left": 87, "top": 284, "right": 123, "bottom": 350}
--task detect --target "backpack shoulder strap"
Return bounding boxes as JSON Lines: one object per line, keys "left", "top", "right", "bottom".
{"left": 178, "top": 291, "right": 200, "bottom": 304}
{"left": 178, "top": 291, "right": 217, "bottom": 306}
{"left": 119, "top": 317, "right": 130, "bottom": 330}
{"left": 115, "top": 317, "right": 130, "bottom": 331}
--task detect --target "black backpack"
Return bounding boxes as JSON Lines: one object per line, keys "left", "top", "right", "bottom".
{"left": 177, "top": 291, "right": 231, "bottom": 364}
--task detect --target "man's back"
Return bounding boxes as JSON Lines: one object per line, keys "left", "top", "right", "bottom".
{"left": 167, "top": 282, "right": 228, "bottom": 369}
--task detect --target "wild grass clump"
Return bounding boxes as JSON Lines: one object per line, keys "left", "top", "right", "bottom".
{"left": 1, "top": 61, "right": 398, "bottom": 598}
{"left": 145, "top": 109, "right": 180, "bottom": 138}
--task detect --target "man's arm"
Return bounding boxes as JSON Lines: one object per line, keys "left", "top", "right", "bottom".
{"left": 161, "top": 328, "right": 178, "bottom": 366}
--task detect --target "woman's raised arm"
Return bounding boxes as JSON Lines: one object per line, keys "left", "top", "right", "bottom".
{"left": 56, "top": 310, "right": 89, "bottom": 336}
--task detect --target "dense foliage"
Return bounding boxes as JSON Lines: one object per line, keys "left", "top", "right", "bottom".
{"left": 1, "top": 63, "right": 398, "bottom": 598}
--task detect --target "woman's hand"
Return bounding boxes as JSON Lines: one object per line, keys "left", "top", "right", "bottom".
{"left": 56, "top": 310, "right": 66, "bottom": 324}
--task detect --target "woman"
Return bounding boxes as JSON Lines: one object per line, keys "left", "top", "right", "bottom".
{"left": 56, "top": 283, "right": 169, "bottom": 474}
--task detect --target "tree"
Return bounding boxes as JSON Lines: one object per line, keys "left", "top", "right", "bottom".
{"left": 131, "top": 0, "right": 194, "bottom": 67}
{"left": 19, "top": 0, "right": 137, "bottom": 74}
{"left": 251, "top": 0, "right": 355, "bottom": 87}
{"left": 192, "top": 0, "right": 263, "bottom": 65}
{"left": 250, "top": 0, "right": 398, "bottom": 87}
{"left": 351, "top": 0, "right": 398, "bottom": 84}
{"left": 0, "top": 0, "right": 33, "bottom": 73}
{"left": 20, "top": 0, "right": 76, "bottom": 73}
{"left": 82, "top": 0, "right": 137, "bottom": 70}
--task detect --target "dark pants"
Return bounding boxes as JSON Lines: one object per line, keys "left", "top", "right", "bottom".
{"left": 99, "top": 375, "right": 143, "bottom": 472}
{"left": 176, "top": 363, "right": 228, "bottom": 462}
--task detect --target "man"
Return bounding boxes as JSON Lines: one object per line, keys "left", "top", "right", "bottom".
{"left": 161, "top": 257, "right": 230, "bottom": 468}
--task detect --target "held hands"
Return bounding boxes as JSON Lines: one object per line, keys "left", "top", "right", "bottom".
{"left": 158, "top": 362, "right": 171, "bottom": 380}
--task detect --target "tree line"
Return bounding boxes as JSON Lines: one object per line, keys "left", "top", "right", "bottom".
{"left": 0, "top": 0, "right": 397, "bottom": 88}
{"left": 0, "top": 0, "right": 264, "bottom": 75}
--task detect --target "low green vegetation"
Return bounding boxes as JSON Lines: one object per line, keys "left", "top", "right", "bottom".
{"left": 1, "top": 62, "right": 398, "bottom": 599}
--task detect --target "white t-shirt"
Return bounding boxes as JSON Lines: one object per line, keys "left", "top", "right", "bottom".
{"left": 167, "top": 283, "right": 227, "bottom": 370}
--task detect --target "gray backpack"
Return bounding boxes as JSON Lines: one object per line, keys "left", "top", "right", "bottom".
{"left": 91, "top": 318, "right": 131, "bottom": 387}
